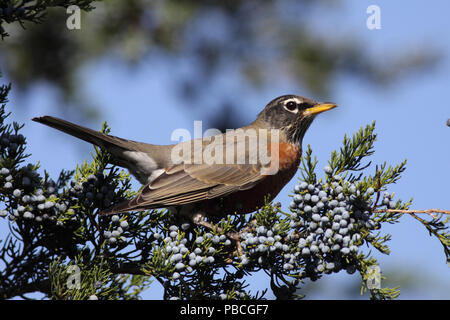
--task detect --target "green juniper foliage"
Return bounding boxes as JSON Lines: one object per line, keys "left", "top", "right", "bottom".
{"left": 0, "top": 81, "right": 448, "bottom": 300}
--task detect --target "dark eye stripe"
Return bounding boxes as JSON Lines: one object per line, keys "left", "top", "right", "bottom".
{"left": 298, "top": 102, "right": 309, "bottom": 110}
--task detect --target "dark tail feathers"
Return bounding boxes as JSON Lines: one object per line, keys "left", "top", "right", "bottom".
{"left": 32, "top": 116, "right": 130, "bottom": 151}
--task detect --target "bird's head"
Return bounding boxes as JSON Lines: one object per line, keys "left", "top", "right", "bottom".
{"left": 257, "top": 95, "right": 337, "bottom": 145}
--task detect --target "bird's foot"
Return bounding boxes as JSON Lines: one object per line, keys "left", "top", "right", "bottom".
{"left": 191, "top": 212, "right": 224, "bottom": 233}
{"left": 225, "top": 219, "right": 257, "bottom": 259}
{"left": 191, "top": 212, "right": 249, "bottom": 258}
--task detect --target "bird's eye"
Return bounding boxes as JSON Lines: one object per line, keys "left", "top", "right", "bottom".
{"left": 284, "top": 101, "right": 297, "bottom": 112}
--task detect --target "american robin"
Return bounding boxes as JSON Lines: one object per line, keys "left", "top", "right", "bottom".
{"left": 32, "top": 95, "right": 336, "bottom": 222}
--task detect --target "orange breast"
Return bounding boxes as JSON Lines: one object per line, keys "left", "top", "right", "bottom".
{"left": 201, "top": 142, "right": 301, "bottom": 215}
{"left": 264, "top": 142, "right": 301, "bottom": 174}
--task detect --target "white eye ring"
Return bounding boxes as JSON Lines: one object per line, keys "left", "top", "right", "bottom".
{"left": 283, "top": 100, "right": 299, "bottom": 113}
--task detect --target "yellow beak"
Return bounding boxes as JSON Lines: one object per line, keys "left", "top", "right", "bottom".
{"left": 304, "top": 103, "right": 337, "bottom": 116}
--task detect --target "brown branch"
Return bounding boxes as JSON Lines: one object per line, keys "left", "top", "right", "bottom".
{"left": 109, "top": 262, "right": 146, "bottom": 276}
{"left": 0, "top": 279, "right": 51, "bottom": 300}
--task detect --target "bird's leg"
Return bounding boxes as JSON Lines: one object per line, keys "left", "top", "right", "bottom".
{"left": 226, "top": 219, "right": 257, "bottom": 258}
{"left": 191, "top": 214, "right": 259, "bottom": 259}
{"left": 191, "top": 212, "right": 224, "bottom": 233}
{"left": 191, "top": 212, "right": 246, "bottom": 258}
{"left": 228, "top": 233, "right": 243, "bottom": 258}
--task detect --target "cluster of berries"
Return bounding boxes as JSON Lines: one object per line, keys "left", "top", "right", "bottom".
{"left": 239, "top": 225, "right": 286, "bottom": 266}
{"left": 0, "top": 164, "right": 71, "bottom": 224}
{"left": 69, "top": 173, "right": 115, "bottom": 209}
{"left": 285, "top": 167, "right": 386, "bottom": 279}
{"left": 0, "top": 133, "right": 25, "bottom": 155}
{"left": 150, "top": 223, "right": 235, "bottom": 280}
{"left": 104, "top": 214, "right": 129, "bottom": 246}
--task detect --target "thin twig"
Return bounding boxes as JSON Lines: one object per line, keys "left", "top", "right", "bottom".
{"left": 374, "top": 209, "right": 450, "bottom": 219}
{"left": 371, "top": 166, "right": 382, "bottom": 211}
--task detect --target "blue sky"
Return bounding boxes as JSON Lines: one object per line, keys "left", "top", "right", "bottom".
{"left": 2, "top": 0, "right": 450, "bottom": 299}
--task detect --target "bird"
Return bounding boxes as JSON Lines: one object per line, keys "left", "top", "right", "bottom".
{"left": 32, "top": 95, "right": 337, "bottom": 223}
